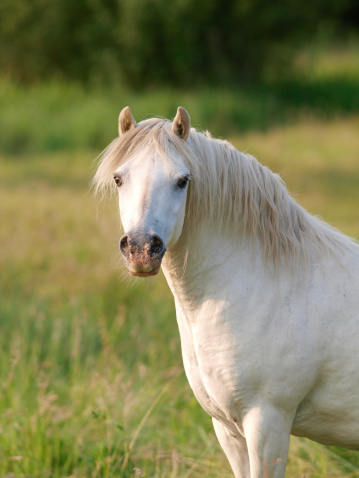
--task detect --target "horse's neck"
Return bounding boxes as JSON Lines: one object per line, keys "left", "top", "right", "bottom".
{"left": 162, "top": 226, "right": 266, "bottom": 315}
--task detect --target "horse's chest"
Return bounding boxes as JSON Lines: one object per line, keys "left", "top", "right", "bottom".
{"left": 179, "top": 321, "right": 248, "bottom": 424}
{"left": 185, "top": 362, "right": 228, "bottom": 420}
{"left": 184, "top": 358, "right": 239, "bottom": 425}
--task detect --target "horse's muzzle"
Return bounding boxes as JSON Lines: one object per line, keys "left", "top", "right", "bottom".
{"left": 119, "top": 233, "right": 166, "bottom": 277}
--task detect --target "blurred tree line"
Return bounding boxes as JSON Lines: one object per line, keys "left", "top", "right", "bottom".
{"left": 0, "top": 0, "right": 357, "bottom": 87}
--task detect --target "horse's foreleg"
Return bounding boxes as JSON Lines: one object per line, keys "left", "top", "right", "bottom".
{"left": 242, "top": 405, "right": 292, "bottom": 478}
{"left": 212, "top": 418, "right": 250, "bottom": 478}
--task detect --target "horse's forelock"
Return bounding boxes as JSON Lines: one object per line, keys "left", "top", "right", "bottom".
{"left": 93, "top": 118, "right": 168, "bottom": 193}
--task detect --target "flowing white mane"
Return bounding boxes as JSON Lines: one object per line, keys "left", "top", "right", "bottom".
{"left": 94, "top": 118, "right": 356, "bottom": 266}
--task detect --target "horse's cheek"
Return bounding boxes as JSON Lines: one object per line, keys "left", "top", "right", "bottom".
{"left": 163, "top": 197, "right": 186, "bottom": 246}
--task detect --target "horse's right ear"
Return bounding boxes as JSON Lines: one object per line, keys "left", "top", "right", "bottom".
{"left": 118, "top": 106, "right": 136, "bottom": 136}
{"left": 172, "top": 107, "right": 191, "bottom": 140}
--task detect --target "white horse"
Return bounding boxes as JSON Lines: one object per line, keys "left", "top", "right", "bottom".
{"left": 94, "top": 106, "right": 359, "bottom": 477}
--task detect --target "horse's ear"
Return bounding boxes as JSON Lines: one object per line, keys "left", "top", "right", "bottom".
{"left": 118, "top": 106, "right": 136, "bottom": 136}
{"left": 172, "top": 107, "right": 191, "bottom": 141}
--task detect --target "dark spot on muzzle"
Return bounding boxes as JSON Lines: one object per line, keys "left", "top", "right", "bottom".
{"left": 120, "top": 233, "right": 165, "bottom": 257}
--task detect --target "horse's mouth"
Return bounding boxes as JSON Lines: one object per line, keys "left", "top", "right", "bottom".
{"left": 125, "top": 255, "right": 164, "bottom": 277}
{"left": 128, "top": 265, "right": 161, "bottom": 277}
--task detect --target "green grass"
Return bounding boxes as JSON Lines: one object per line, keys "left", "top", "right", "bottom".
{"left": 1, "top": 114, "right": 359, "bottom": 476}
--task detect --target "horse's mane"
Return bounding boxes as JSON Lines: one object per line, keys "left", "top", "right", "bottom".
{"left": 94, "top": 118, "right": 356, "bottom": 266}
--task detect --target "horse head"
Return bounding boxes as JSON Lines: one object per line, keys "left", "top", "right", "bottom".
{"left": 115, "top": 106, "right": 191, "bottom": 277}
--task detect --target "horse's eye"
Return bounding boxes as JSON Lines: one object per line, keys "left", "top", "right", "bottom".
{"left": 114, "top": 175, "right": 123, "bottom": 187}
{"left": 176, "top": 176, "right": 189, "bottom": 190}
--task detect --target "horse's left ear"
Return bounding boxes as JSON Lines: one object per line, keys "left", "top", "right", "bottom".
{"left": 118, "top": 106, "right": 136, "bottom": 136}
{"left": 172, "top": 107, "right": 191, "bottom": 141}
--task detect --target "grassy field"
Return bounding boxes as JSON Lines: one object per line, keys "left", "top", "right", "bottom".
{"left": 1, "top": 44, "right": 359, "bottom": 477}
{"left": 1, "top": 115, "right": 359, "bottom": 477}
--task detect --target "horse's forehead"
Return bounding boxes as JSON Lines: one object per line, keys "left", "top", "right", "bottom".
{"left": 117, "top": 144, "right": 187, "bottom": 177}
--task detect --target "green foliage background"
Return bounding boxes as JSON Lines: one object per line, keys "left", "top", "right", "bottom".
{"left": 0, "top": 0, "right": 355, "bottom": 86}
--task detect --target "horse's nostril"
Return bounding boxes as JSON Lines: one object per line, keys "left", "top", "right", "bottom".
{"left": 120, "top": 235, "right": 129, "bottom": 253}
{"left": 150, "top": 235, "right": 164, "bottom": 256}
{"left": 120, "top": 233, "right": 165, "bottom": 258}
